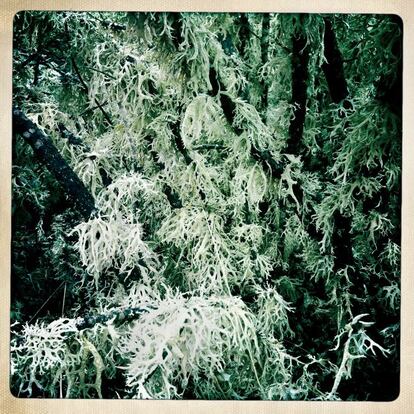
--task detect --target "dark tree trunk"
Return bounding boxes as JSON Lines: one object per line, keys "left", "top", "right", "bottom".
{"left": 375, "top": 15, "right": 402, "bottom": 116}
{"left": 170, "top": 12, "right": 184, "bottom": 49}
{"left": 209, "top": 67, "right": 282, "bottom": 178}
{"left": 260, "top": 14, "right": 270, "bottom": 111}
{"left": 320, "top": 19, "right": 355, "bottom": 274}
{"left": 170, "top": 120, "right": 206, "bottom": 200}
{"left": 13, "top": 107, "right": 96, "bottom": 218}
{"left": 237, "top": 13, "right": 250, "bottom": 58}
{"left": 287, "top": 19, "right": 310, "bottom": 154}
{"left": 321, "top": 18, "right": 350, "bottom": 105}
{"left": 170, "top": 120, "right": 192, "bottom": 166}
{"left": 209, "top": 67, "right": 241, "bottom": 134}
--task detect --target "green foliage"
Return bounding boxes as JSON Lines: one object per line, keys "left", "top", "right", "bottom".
{"left": 11, "top": 11, "right": 401, "bottom": 400}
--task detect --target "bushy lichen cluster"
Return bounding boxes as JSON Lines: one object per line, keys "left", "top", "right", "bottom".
{"left": 11, "top": 11, "right": 401, "bottom": 400}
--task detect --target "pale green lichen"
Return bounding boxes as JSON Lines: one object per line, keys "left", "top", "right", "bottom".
{"left": 11, "top": 11, "right": 401, "bottom": 400}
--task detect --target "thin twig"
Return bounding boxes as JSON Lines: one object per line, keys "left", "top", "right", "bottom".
{"left": 86, "top": 11, "right": 106, "bottom": 24}
{"left": 15, "top": 53, "right": 39, "bottom": 70}
{"left": 85, "top": 65, "right": 116, "bottom": 80}
{"left": 61, "top": 282, "right": 67, "bottom": 317}
{"left": 79, "top": 101, "right": 109, "bottom": 117}
{"left": 85, "top": 12, "right": 126, "bottom": 31}
{"left": 93, "top": 98, "right": 113, "bottom": 126}
{"left": 327, "top": 332, "right": 352, "bottom": 399}
{"left": 70, "top": 56, "right": 113, "bottom": 126}
{"left": 60, "top": 281, "right": 66, "bottom": 400}
{"left": 192, "top": 143, "right": 226, "bottom": 151}
{"left": 70, "top": 56, "right": 88, "bottom": 92}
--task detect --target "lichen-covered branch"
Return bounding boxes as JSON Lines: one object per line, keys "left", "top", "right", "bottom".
{"left": 13, "top": 107, "right": 96, "bottom": 218}
{"left": 76, "top": 306, "right": 153, "bottom": 329}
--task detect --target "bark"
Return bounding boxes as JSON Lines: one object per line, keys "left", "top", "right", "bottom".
{"left": 13, "top": 107, "right": 96, "bottom": 218}
{"left": 57, "top": 122, "right": 84, "bottom": 147}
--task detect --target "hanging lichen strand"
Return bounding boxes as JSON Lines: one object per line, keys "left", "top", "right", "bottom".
{"left": 11, "top": 11, "right": 401, "bottom": 400}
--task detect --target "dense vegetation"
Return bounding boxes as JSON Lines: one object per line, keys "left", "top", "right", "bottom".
{"left": 11, "top": 11, "right": 401, "bottom": 400}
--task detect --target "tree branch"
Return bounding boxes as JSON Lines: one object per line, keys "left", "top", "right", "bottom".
{"left": 170, "top": 120, "right": 192, "bottom": 166}
{"left": 250, "top": 147, "right": 284, "bottom": 178}
{"left": 13, "top": 107, "right": 96, "bottom": 218}
{"left": 170, "top": 120, "right": 206, "bottom": 201}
